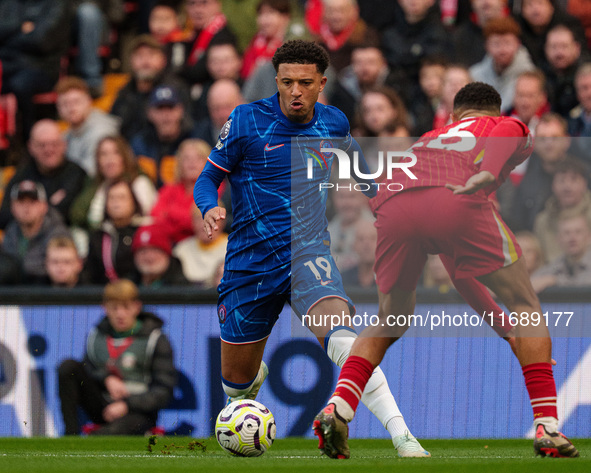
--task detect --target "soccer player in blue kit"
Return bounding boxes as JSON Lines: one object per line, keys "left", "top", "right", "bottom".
{"left": 193, "top": 40, "right": 430, "bottom": 457}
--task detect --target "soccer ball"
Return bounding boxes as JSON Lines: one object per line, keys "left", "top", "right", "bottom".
{"left": 215, "top": 400, "right": 276, "bottom": 457}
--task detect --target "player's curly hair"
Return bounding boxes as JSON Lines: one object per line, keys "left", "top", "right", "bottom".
{"left": 453, "top": 82, "right": 502, "bottom": 114}
{"left": 272, "top": 40, "right": 329, "bottom": 74}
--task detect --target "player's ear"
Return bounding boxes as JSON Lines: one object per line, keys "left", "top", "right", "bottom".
{"left": 319, "top": 76, "right": 327, "bottom": 93}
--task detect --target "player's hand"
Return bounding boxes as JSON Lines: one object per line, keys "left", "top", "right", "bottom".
{"left": 105, "top": 375, "right": 129, "bottom": 401}
{"left": 445, "top": 171, "right": 495, "bottom": 195}
{"left": 204, "top": 206, "right": 226, "bottom": 239}
{"left": 103, "top": 401, "right": 128, "bottom": 422}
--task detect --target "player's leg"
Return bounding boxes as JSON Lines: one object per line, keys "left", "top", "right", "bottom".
{"left": 313, "top": 286, "right": 418, "bottom": 459}
{"left": 217, "top": 267, "right": 288, "bottom": 402}
{"left": 477, "top": 258, "right": 578, "bottom": 457}
{"left": 221, "top": 338, "right": 269, "bottom": 401}
{"left": 307, "top": 297, "right": 429, "bottom": 457}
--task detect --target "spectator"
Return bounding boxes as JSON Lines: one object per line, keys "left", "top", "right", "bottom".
{"left": 110, "top": 35, "right": 190, "bottom": 141}
{"left": 517, "top": 0, "right": 586, "bottom": 67}
{"left": 329, "top": 42, "right": 402, "bottom": 124}
{"left": 131, "top": 84, "right": 199, "bottom": 187}
{"left": 506, "top": 70, "right": 551, "bottom": 134}
{"left": 240, "top": 0, "right": 292, "bottom": 80}
{"left": 191, "top": 42, "right": 243, "bottom": 122}
{"left": 173, "top": 206, "right": 228, "bottom": 286}
{"left": 531, "top": 213, "right": 591, "bottom": 292}
{"left": 0, "top": 0, "right": 71, "bottom": 139}
{"left": 533, "top": 158, "right": 591, "bottom": 262}
{"left": 353, "top": 87, "right": 411, "bottom": 138}
{"left": 543, "top": 23, "right": 587, "bottom": 117}
{"left": 179, "top": 0, "right": 237, "bottom": 86}
{"left": 380, "top": 0, "right": 451, "bottom": 88}
{"left": 568, "top": 0, "right": 591, "bottom": 49}
{"left": 195, "top": 79, "right": 245, "bottom": 146}
{"left": 70, "top": 136, "right": 157, "bottom": 231}
{"left": 151, "top": 138, "right": 212, "bottom": 244}
{"left": 58, "top": 279, "right": 177, "bottom": 435}
{"left": 568, "top": 62, "right": 591, "bottom": 164}
{"left": 131, "top": 224, "right": 190, "bottom": 286}
{"left": 314, "top": 0, "right": 380, "bottom": 73}
{"left": 149, "top": 0, "right": 187, "bottom": 44}
{"left": 56, "top": 77, "right": 121, "bottom": 177}
{"left": 432, "top": 64, "right": 472, "bottom": 129}
{"left": 83, "top": 180, "right": 145, "bottom": 285}
{"left": 507, "top": 113, "right": 572, "bottom": 231}
{"left": 70, "top": 1, "right": 122, "bottom": 98}
{"left": 407, "top": 56, "right": 448, "bottom": 134}
{"left": 327, "top": 184, "right": 372, "bottom": 271}
{"left": 470, "top": 16, "right": 535, "bottom": 110}
{"left": 2, "top": 180, "right": 71, "bottom": 284}
{"left": 453, "top": 0, "right": 509, "bottom": 67}
{"left": 516, "top": 231, "right": 545, "bottom": 276}
{"left": 44, "top": 235, "right": 86, "bottom": 287}
{"left": 341, "top": 217, "right": 377, "bottom": 289}
{"left": 0, "top": 120, "right": 87, "bottom": 229}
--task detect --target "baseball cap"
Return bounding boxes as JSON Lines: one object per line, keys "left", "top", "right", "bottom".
{"left": 149, "top": 85, "right": 181, "bottom": 108}
{"left": 132, "top": 225, "right": 172, "bottom": 256}
{"left": 10, "top": 180, "right": 47, "bottom": 202}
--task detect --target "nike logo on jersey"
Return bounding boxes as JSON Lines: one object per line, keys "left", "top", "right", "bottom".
{"left": 319, "top": 280, "right": 333, "bottom": 286}
{"left": 264, "top": 143, "right": 285, "bottom": 151}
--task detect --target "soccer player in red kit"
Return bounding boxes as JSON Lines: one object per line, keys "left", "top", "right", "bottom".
{"left": 314, "top": 82, "right": 579, "bottom": 459}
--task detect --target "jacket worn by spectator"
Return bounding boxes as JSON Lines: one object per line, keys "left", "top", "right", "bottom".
{"left": 2, "top": 207, "right": 71, "bottom": 283}
{"left": 0, "top": 159, "right": 87, "bottom": 230}
{"left": 84, "top": 311, "right": 176, "bottom": 414}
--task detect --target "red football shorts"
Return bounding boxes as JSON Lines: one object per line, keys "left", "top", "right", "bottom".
{"left": 374, "top": 187, "right": 522, "bottom": 294}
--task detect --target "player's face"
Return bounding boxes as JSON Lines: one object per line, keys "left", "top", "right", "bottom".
{"left": 275, "top": 63, "right": 327, "bottom": 123}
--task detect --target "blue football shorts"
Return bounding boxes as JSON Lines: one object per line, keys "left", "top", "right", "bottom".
{"left": 217, "top": 251, "right": 354, "bottom": 344}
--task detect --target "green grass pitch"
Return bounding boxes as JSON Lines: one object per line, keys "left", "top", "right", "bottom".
{"left": 0, "top": 437, "right": 589, "bottom": 473}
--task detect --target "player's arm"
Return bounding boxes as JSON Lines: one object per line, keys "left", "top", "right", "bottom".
{"left": 194, "top": 109, "right": 244, "bottom": 238}
{"left": 194, "top": 161, "right": 227, "bottom": 238}
{"left": 446, "top": 119, "right": 530, "bottom": 195}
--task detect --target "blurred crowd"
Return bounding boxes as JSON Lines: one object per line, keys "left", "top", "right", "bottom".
{"left": 1, "top": 0, "right": 591, "bottom": 294}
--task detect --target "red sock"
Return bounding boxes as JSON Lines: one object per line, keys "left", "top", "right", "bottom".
{"left": 522, "top": 362, "right": 558, "bottom": 420}
{"left": 332, "top": 355, "right": 374, "bottom": 413}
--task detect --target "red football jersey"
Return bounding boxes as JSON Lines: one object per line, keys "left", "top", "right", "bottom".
{"left": 370, "top": 116, "right": 533, "bottom": 212}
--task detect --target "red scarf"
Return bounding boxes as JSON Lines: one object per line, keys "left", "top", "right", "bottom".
{"left": 187, "top": 13, "right": 227, "bottom": 66}
{"left": 241, "top": 33, "right": 283, "bottom": 79}
{"left": 319, "top": 20, "right": 356, "bottom": 51}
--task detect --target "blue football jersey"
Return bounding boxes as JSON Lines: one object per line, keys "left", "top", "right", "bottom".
{"left": 207, "top": 93, "right": 358, "bottom": 272}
